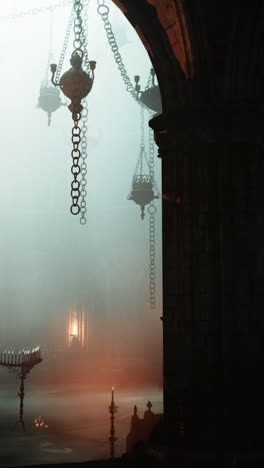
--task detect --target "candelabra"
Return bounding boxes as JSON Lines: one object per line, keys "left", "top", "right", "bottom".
{"left": 109, "top": 386, "right": 118, "bottom": 458}
{"left": 0, "top": 347, "right": 42, "bottom": 430}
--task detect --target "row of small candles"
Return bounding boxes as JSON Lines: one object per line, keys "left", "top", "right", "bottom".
{"left": 0, "top": 347, "right": 40, "bottom": 365}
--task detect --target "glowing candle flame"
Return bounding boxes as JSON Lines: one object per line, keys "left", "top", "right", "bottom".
{"left": 34, "top": 415, "right": 48, "bottom": 429}
{"left": 71, "top": 320, "right": 78, "bottom": 337}
{"left": 67, "top": 307, "right": 88, "bottom": 348}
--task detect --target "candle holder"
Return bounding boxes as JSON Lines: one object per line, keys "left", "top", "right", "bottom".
{"left": 0, "top": 347, "right": 42, "bottom": 430}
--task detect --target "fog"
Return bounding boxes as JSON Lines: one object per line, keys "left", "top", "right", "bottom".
{"left": 0, "top": 0, "right": 162, "bottom": 466}
{"left": 0, "top": 0, "right": 162, "bottom": 465}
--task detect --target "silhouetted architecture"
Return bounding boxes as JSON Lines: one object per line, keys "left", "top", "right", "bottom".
{"left": 111, "top": 0, "right": 264, "bottom": 465}
{"left": 2, "top": 0, "right": 263, "bottom": 466}
{"left": 109, "top": 387, "right": 118, "bottom": 458}
{"left": 126, "top": 402, "right": 163, "bottom": 452}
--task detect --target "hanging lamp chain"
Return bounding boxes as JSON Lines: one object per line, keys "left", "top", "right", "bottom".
{"left": 148, "top": 116, "right": 160, "bottom": 197}
{"left": 97, "top": 0, "right": 145, "bottom": 108}
{"left": 55, "top": 5, "right": 75, "bottom": 83}
{"left": 148, "top": 202, "right": 157, "bottom": 310}
{"left": 81, "top": 0, "right": 91, "bottom": 73}
{"left": 148, "top": 123, "right": 157, "bottom": 310}
{"left": 148, "top": 120, "right": 159, "bottom": 310}
{"left": 139, "top": 106, "right": 145, "bottom": 175}
{"left": 79, "top": 0, "right": 90, "bottom": 225}
{"left": 44, "top": 12, "right": 54, "bottom": 83}
{"left": 0, "top": 0, "right": 72, "bottom": 21}
{"left": 145, "top": 70, "right": 153, "bottom": 91}
{"left": 79, "top": 99, "right": 88, "bottom": 224}
{"left": 70, "top": 0, "right": 84, "bottom": 216}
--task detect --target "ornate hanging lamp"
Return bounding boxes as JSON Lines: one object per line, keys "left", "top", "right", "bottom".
{"left": 37, "top": 13, "right": 66, "bottom": 125}
{"left": 97, "top": 0, "right": 160, "bottom": 310}
{"left": 134, "top": 69, "right": 162, "bottom": 114}
{"left": 128, "top": 110, "right": 160, "bottom": 309}
{"left": 128, "top": 108, "right": 159, "bottom": 220}
{"left": 50, "top": 0, "right": 96, "bottom": 218}
{"left": 37, "top": 81, "right": 65, "bottom": 126}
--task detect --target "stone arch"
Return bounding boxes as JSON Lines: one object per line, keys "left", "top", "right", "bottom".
{"left": 111, "top": 0, "right": 195, "bottom": 112}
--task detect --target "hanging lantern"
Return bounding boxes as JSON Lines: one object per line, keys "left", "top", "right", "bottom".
{"left": 37, "top": 80, "right": 65, "bottom": 126}
{"left": 50, "top": 0, "right": 96, "bottom": 218}
{"left": 38, "top": 12, "right": 66, "bottom": 126}
{"left": 128, "top": 175, "right": 158, "bottom": 220}
{"left": 50, "top": 54, "right": 96, "bottom": 114}
{"left": 134, "top": 69, "right": 162, "bottom": 114}
{"left": 128, "top": 107, "right": 159, "bottom": 220}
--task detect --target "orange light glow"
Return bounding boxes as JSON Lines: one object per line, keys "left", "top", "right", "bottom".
{"left": 71, "top": 320, "right": 78, "bottom": 337}
{"left": 34, "top": 415, "right": 48, "bottom": 429}
{"left": 67, "top": 306, "right": 88, "bottom": 348}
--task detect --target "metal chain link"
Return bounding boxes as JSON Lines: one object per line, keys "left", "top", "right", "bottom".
{"left": 129, "top": 107, "right": 150, "bottom": 196}
{"left": 148, "top": 115, "right": 160, "bottom": 197}
{"left": 97, "top": 0, "right": 144, "bottom": 107}
{"left": 148, "top": 202, "right": 157, "bottom": 310}
{"left": 43, "top": 12, "right": 54, "bottom": 83}
{"left": 79, "top": 0, "right": 90, "bottom": 224}
{"left": 79, "top": 100, "right": 88, "bottom": 224}
{"left": 148, "top": 117, "right": 159, "bottom": 310}
{"left": 55, "top": 5, "right": 75, "bottom": 82}
{"left": 73, "top": 1, "right": 84, "bottom": 58}
{"left": 81, "top": 0, "right": 91, "bottom": 72}
{"left": 0, "top": 0, "right": 72, "bottom": 21}
{"left": 70, "top": 0, "right": 84, "bottom": 216}
{"left": 145, "top": 70, "right": 152, "bottom": 91}
{"left": 71, "top": 109, "right": 82, "bottom": 215}
{"left": 139, "top": 106, "right": 145, "bottom": 175}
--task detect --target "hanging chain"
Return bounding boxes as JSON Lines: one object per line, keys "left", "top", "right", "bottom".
{"left": 79, "top": 0, "right": 90, "bottom": 225}
{"left": 0, "top": 0, "right": 72, "bottom": 21}
{"left": 97, "top": 0, "right": 144, "bottom": 107}
{"left": 70, "top": 0, "right": 84, "bottom": 216}
{"left": 81, "top": 0, "right": 91, "bottom": 73}
{"left": 72, "top": 0, "right": 84, "bottom": 58}
{"left": 148, "top": 121, "right": 158, "bottom": 310}
{"left": 148, "top": 201, "right": 156, "bottom": 310}
{"left": 55, "top": 5, "right": 75, "bottom": 83}
{"left": 71, "top": 110, "right": 82, "bottom": 215}
{"left": 139, "top": 106, "right": 145, "bottom": 174}
{"left": 79, "top": 100, "right": 88, "bottom": 223}
{"left": 44, "top": 12, "right": 54, "bottom": 83}
{"left": 145, "top": 70, "right": 152, "bottom": 91}
{"left": 149, "top": 113, "right": 160, "bottom": 198}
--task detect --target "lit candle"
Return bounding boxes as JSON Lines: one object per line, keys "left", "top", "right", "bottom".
{"left": 112, "top": 386, "right": 114, "bottom": 402}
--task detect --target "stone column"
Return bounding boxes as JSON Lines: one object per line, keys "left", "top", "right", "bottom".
{"left": 150, "top": 109, "right": 264, "bottom": 460}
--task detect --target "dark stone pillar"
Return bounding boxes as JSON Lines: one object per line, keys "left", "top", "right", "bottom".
{"left": 150, "top": 109, "right": 264, "bottom": 463}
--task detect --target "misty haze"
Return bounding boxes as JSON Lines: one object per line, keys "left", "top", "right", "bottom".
{"left": 0, "top": 0, "right": 162, "bottom": 465}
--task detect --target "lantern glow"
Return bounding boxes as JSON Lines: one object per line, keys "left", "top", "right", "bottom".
{"left": 67, "top": 307, "right": 88, "bottom": 349}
